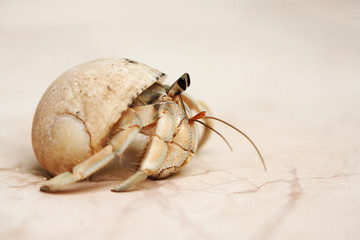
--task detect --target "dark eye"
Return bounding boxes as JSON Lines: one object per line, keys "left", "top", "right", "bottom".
{"left": 177, "top": 73, "right": 190, "bottom": 90}
{"left": 167, "top": 73, "right": 191, "bottom": 97}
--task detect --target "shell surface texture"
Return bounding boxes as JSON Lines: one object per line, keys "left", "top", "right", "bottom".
{"left": 32, "top": 58, "right": 213, "bottom": 192}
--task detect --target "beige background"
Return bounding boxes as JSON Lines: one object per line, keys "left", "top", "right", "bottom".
{"left": 1, "top": 1, "right": 359, "bottom": 239}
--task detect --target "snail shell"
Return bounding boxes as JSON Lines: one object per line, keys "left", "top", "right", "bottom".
{"left": 32, "top": 58, "right": 166, "bottom": 175}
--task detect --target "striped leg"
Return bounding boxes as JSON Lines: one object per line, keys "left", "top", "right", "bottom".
{"left": 112, "top": 104, "right": 176, "bottom": 192}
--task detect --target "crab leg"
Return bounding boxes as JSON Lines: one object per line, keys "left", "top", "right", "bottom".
{"left": 40, "top": 109, "right": 141, "bottom": 192}
{"left": 112, "top": 104, "right": 176, "bottom": 192}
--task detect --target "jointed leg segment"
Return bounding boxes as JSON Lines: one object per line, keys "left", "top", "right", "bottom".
{"left": 40, "top": 145, "right": 115, "bottom": 192}
{"left": 112, "top": 104, "right": 176, "bottom": 191}
{"left": 40, "top": 109, "right": 142, "bottom": 192}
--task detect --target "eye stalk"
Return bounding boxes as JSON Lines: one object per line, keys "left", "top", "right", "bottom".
{"left": 167, "top": 73, "right": 191, "bottom": 97}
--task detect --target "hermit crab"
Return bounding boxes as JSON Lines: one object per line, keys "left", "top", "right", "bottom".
{"left": 32, "top": 58, "right": 265, "bottom": 192}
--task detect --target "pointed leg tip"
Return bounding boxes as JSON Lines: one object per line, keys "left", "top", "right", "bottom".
{"left": 111, "top": 186, "right": 129, "bottom": 192}
{"left": 111, "top": 171, "right": 148, "bottom": 192}
{"left": 40, "top": 185, "right": 51, "bottom": 192}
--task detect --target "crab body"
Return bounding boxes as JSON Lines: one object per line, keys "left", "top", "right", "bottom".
{"left": 32, "top": 58, "right": 211, "bottom": 192}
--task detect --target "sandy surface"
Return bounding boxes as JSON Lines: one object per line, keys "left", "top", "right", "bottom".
{"left": 1, "top": 1, "right": 359, "bottom": 239}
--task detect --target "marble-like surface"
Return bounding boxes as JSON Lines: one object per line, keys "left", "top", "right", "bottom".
{"left": 1, "top": 1, "right": 359, "bottom": 239}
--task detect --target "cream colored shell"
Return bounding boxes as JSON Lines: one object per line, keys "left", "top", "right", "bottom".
{"left": 32, "top": 58, "right": 166, "bottom": 175}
